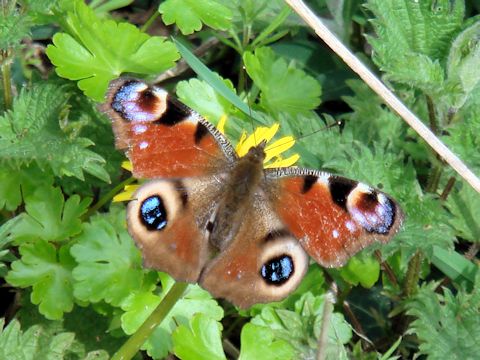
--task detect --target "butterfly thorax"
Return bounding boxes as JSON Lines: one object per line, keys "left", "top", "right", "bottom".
{"left": 209, "top": 144, "right": 266, "bottom": 250}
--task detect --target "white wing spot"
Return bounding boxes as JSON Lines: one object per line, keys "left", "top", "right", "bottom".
{"left": 332, "top": 229, "right": 339, "bottom": 238}
{"left": 133, "top": 124, "right": 148, "bottom": 134}
{"left": 139, "top": 141, "right": 149, "bottom": 149}
{"left": 345, "top": 220, "right": 356, "bottom": 233}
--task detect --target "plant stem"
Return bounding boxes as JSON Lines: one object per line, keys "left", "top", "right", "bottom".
{"left": 1, "top": 53, "right": 13, "bottom": 110}
{"left": 374, "top": 250, "right": 398, "bottom": 287}
{"left": 403, "top": 251, "right": 422, "bottom": 297}
{"left": 426, "top": 95, "right": 438, "bottom": 134}
{"left": 111, "top": 282, "right": 189, "bottom": 360}
{"left": 440, "top": 177, "right": 456, "bottom": 201}
{"left": 81, "top": 176, "right": 136, "bottom": 221}
{"left": 316, "top": 291, "right": 335, "bottom": 360}
{"left": 140, "top": 10, "right": 159, "bottom": 32}
{"left": 426, "top": 163, "right": 443, "bottom": 194}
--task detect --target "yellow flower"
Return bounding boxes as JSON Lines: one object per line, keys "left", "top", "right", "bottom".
{"left": 235, "top": 123, "right": 299, "bottom": 168}
{"left": 113, "top": 118, "right": 299, "bottom": 202}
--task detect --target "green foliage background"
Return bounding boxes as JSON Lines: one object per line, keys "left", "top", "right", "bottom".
{"left": 1, "top": 0, "right": 479, "bottom": 359}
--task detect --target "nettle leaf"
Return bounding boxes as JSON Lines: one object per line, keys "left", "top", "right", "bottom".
{"left": 46, "top": 0, "right": 180, "bottom": 101}
{"left": 445, "top": 184, "right": 480, "bottom": 243}
{"left": 0, "top": 4, "right": 31, "bottom": 50}
{"left": 406, "top": 273, "right": 480, "bottom": 359}
{"left": 243, "top": 47, "right": 321, "bottom": 115}
{"left": 172, "top": 313, "right": 226, "bottom": 360}
{"left": 159, "top": 0, "right": 232, "bottom": 35}
{"left": 0, "top": 318, "right": 76, "bottom": 360}
{"left": 251, "top": 293, "right": 352, "bottom": 359}
{"left": 70, "top": 215, "right": 144, "bottom": 306}
{"left": 9, "top": 186, "right": 90, "bottom": 244}
{"left": 339, "top": 254, "right": 380, "bottom": 288}
{"left": 0, "top": 82, "right": 109, "bottom": 181}
{"left": 239, "top": 323, "right": 296, "bottom": 360}
{"left": 446, "top": 21, "right": 480, "bottom": 108}
{"left": 121, "top": 273, "right": 223, "bottom": 359}
{"left": 6, "top": 242, "right": 75, "bottom": 320}
{"left": 367, "top": 0, "right": 464, "bottom": 91}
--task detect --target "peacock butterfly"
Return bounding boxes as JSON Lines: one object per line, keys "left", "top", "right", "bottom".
{"left": 101, "top": 78, "right": 404, "bottom": 308}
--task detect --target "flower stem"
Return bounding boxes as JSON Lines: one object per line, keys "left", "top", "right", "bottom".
{"left": 141, "top": 10, "right": 159, "bottom": 32}
{"left": 403, "top": 251, "right": 422, "bottom": 297}
{"left": 111, "top": 282, "right": 189, "bottom": 360}
{"left": 82, "top": 176, "right": 136, "bottom": 221}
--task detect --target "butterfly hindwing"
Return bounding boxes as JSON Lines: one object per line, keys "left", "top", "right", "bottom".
{"left": 127, "top": 175, "right": 226, "bottom": 282}
{"left": 200, "top": 193, "right": 309, "bottom": 308}
{"left": 101, "top": 78, "right": 236, "bottom": 179}
{"left": 265, "top": 168, "right": 404, "bottom": 267}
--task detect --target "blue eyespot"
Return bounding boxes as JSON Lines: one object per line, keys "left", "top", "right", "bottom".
{"left": 140, "top": 195, "right": 167, "bottom": 231}
{"left": 261, "top": 255, "right": 294, "bottom": 285}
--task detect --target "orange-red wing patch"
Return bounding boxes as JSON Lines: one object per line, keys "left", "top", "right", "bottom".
{"left": 268, "top": 174, "right": 403, "bottom": 268}
{"left": 127, "top": 120, "right": 226, "bottom": 178}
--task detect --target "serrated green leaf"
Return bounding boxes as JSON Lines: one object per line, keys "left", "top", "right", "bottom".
{"left": 159, "top": 0, "right": 232, "bottom": 35}
{"left": 172, "top": 313, "right": 226, "bottom": 360}
{"left": 0, "top": 82, "right": 110, "bottom": 182}
{"left": 239, "top": 323, "right": 295, "bottom": 360}
{"left": 445, "top": 183, "right": 480, "bottom": 243}
{"left": 251, "top": 293, "right": 352, "bottom": 358}
{"left": 9, "top": 186, "right": 90, "bottom": 244}
{"left": 46, "top": 1, "right": 179, "bottom": 101}
{"left": 243, "top": 47, "right": 321, "bottom": 114}
{"left": 0, "top": 5, "right": 32, "bottom": 50}
{"left": 71, "top": 215, "right": 144, "bottom": 306}
{"left": 447, "top": 21, "right": 480, "bottom": 108}
{"left": 0, "top": 318, "right": 78, "bottom": 360}
{"left": 6, "top": 242, "right": 75, "bottom": 320}
{"left": 339, "top": 254, "right": 380, "bottom": 288}
{"left": 406, "top": 273, "right": 480, "bottom": 359}
{"left": 121, "top": 273, "right": 223, "bottom": 359}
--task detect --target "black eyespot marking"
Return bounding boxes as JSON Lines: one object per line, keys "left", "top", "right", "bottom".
{"left": 302, "top": 175, "right": 318, "bottom": 194}
{"left": 263, "top": 229, "right": 291, "bottom": 243}
{"left": 329, "top": 177, "right": 355, "bottom": 210}
{"left": 206, "top": 221, "right": 215, "bottom": 233}
{"left": 140, "top": 195, "right": 168, "bottom": 231}
{"left": 156, "top": 96, "right": 191, "bottom": 126}
{"left": 261, "top": 255, "right": 294, "bottom": 285}
{"left": 194, "top": 122, "right": 209, "bottom": 144}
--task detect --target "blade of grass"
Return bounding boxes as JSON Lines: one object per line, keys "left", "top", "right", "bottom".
{"left": 173, "top": 37, "right": 267, "bottom": 125}
{"left": 432, "top": 245, "right": 477, "bottom": 285}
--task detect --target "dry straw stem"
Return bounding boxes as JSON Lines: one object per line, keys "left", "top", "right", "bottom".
{"left": 284, "top": 0, "right": 480, "bottom": 194}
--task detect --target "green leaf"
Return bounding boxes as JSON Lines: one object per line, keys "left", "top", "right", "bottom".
{"left": 6, "top": 242, "right": 75, "bottom": 320}
{"left": 71, "top": 215, "right": 144, "bottom": 306}
{"left": 251, "top": 293, "right": 352, "bottom": 358}
{"left": 432, "top": 246, "right": 477, "bottom": 286}
{"left": 243, "top": 47, "right": 322, "bottom": 114}
{"left": 406, "top": 273, "right": 480, "bottom": 359}
{"left": 339, "top": 254, "right": 380, "bottom": 288}
{"left": 0, "top": 165, "right": 53, "bottom": 211}
{"left": 121, "top": 273, "right": 224, "bottom": 359}
{"left": 172, "top": 313, "right": 226, "bottom": 360}
{"left": 445, "top": 183, "right": 480, "bottom": 243}
{"left": 0, "top": 82, "right": 109, "bottom": 182}
{"left": 239, "top": 323, "right": 296, "bottom": 360}
{"left": 173, "top": 38, "right": 267, "bottom": 125}
{"left": 0, "top": 318, "right": 78, "bottom": 360}
{"left": 46, "top": 1, "right": 179, "bottom": 101}
{"left": 159, "top": 0, "right": 233, "bottom": 35}
{"left": 9, "top": 186, "right": 90, "bottom": 244}
{"left": 0, "top": 5, "right": 31, "bottom": 50}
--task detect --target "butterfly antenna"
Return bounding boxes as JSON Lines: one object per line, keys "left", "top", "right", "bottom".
{"left": 242, "top": 63, "right": 257, "bottom": 147}
{"left": 265, "top": 118, "right": 343, "bottom": 153}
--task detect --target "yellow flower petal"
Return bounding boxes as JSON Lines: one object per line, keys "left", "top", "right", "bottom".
{"left": 217, "top": 114, "right": 228, "bottom": 135}
{"left": 122, "top": 161, "right": 133, "bottom": 172}
{"left": 113, "top": 185, "right": 140, "bottom": 202}
{"left": 264, "top": 136, "right": 295, "bottom": 162}
{"left": 236, "top": 123, "right": 280, "bottom": 157}
{"left": 264, "top": 154, "right": 300, "bottom": 168}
